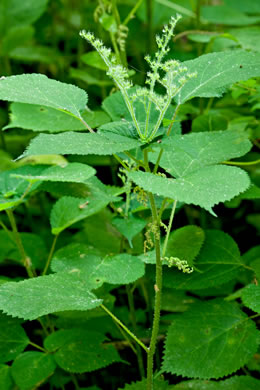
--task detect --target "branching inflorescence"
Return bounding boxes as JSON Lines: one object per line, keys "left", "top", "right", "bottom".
{"left": 80, "top": 15, "right": 196, "bottom": 143}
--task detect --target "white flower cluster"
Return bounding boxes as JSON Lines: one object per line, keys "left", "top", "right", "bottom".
{"left": 163, "top": 256, "right": 194, "bottom": 273}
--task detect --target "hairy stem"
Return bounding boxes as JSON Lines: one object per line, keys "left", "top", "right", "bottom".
{"left": 146, "top": 193, "right": 162, "bottom": 390}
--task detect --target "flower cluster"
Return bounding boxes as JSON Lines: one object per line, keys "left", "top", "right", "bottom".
{"left": 163, "top": 256, "right": 194, "bottom": 273}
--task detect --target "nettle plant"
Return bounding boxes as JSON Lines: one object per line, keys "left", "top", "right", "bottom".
{"left": 0, "top": 15, "right": 260, "bottom": 390}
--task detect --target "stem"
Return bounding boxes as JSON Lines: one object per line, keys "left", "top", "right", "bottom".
{"left": 162, "top": 200, "right": 177, "bottom": 257}
{"left": 146, "top": 193, "right": 162, "bottom": 390}
{"left": 223, "top": 159, "right": 260, "bottom": 166}
{"left": 110, "top": 31, "right": 121, "bottom": 63}
{"left": 101, "top": 304, "right": 149, "bottom": 353}
{"left": 71, "top": 374, "right": 80, "bottom": 390}
{"left": 6, "top": 209, "right": 34, "bottom": 278}
{"left": 42, "top": 235, "right": 59, "bottom": 276}
{"left": 29, "top": 341, "right": 47, "bottom": 353}
{"left": 123, "top": 0, "right": 144, "bottom": 25}
{"left": 126, "top": 285, "right": 145, "bottom": 378}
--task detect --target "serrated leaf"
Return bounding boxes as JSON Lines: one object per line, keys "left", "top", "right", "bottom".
{"left": 44, "top": 329, "right": 121, "bottom": 373}
{"left": 165, "top": 226, "right": 205, "bottom": 266}
{"left": 13, "top": 162, "right": 96, "bottom": 184}
{"left": 4, "top": 103, "right": 110, "bottom": 132}
{"left": 50, "top": 193, "right": 115, "bottom": 235}
{"left": 163, "top": 299, "right": 259, "bottom": 379}
{"left": 20, "top": 131, "right": 142, "bottom": 159}
{"left": 163, "top": 230, "right": 243, "bottom": 290}
{"left": 0, "top": 273, "right": 102, "bottom": 320}
{"left": 172, "top": 375, "right": 260, "bottom": 389}
{"left": 112, "top": 215, "right": 147, "bottom": 247}
{"left": 176, "top": 50, "right": 260, "bottom": 104}
{"left": 242, "top": 284, "right": 260, "bottom": 313}
{"left": 0, "top": 74, "right": 87, "bottom": 121}
{"left": 150, "top": 130, "right": 251, "bottom": 177}
{"left": 118, "top": 377, "right": 169, "bottom": 389}
{"left": 51, "top": 244, "right": 145, "bottom": 286}
{"left": 11, "top": 352, "right": 56, "bottom": 390}
{"left": 128, "top": 166, "right": 250, "bottom": 215}
{"left": 0, "top": 0, "right": 48, "bottom": 35}
{"left": 0, "top": 365, "right": 13, "bottom": 390}
{"left": 0, "top": 314, "right": 29, "bottom": 363}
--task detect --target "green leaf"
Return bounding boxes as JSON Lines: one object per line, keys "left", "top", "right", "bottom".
{"left": 112, "top": 215, "right": 147, "bottom": 247}
{"left": 163, "top": 299, "right": 259, "bottom": 379}
{"left": 0, "top": 74, "right": 87, "bottom": 121}
{"left": 13, "top": 162, "right": 96, "bottom": 184}
{"left": 0, "top": 0, "right": 48, "bottom": 35}
{"left": 20, "top": 131, "right": 142, "bottom": 159}
{"left": 118, "top": 377, "right": 169, "bottom": 389}
{"left": 242, "top": 284, "right": 260, "bottom": 313}
{"left": 165, "top": 226, "right": 205, "bottom": 266}
{"left": 177, "top": 50, "right": 260, "bottom": 104}
{"left": 81, "top": 51, "right": 108, "bottom": 70}
{"left": 191, "top": 114, "right": 228, "bottom": 132}
{"left": 128, "top": 166, "right": 250, "bottom": 215}
{"left": 0, "top": 314, "right": 29, "bottom": 363}
{"left": 0, "top": 273, "right": 102, "bottom": 320}
{"left": 44, "top": 329, "right": 121, "bottom": 373}
{"left": 50, "top": 193, "right": 115, "bottom": 235}
{"left": 172, "top": 375, "right": 260, "bottom": 389}
{"left": 4, "top": 103, "right": 110, "bottom": 132}
{"left": 229, "top": 27, "right": 260, "bottom": 52}
{"left": 51, "top": 244, "right": 145, "bottom": 286}
{"left": 225, "top": 0, "right": 260, "bottom": 14}
{"left": 201, "top": 5, "right": 260, "bottom": 26}
{"left": 0, "top": 165, "right": 42, "bottom": 211}
{"left": 11, "top": 352, "right": 56, "bottom": 390}
{"left": 9, "top": 46, "right": 60, "bottom": 64}
{"left": 0, "top": 365, "right": 13, "bottom": 390}
{"left": 150, "top": 130, "right": 251, "bottom": 177}
{"left": 1, "top": 25, "right": 34, "bottom": 55}
{"left": 163, "top": 230, "right": 243, "bottom": 290}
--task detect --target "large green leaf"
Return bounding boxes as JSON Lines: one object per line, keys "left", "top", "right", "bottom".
{"left": 0, "top": 365, "right": 13, "bottom": 390}
{"left": 229, "top": 27, "right": 260, "bottom": 52}
{"left": 172, "top": 376, "right": 260, "bottom": 389}
{"left": 0, "top": 74, "right": 87, "bottom": 121}
{"left": 163, "top": 230, "right": 243, "bottom": 290}
{"left": 51, "top": 243, "right": 145, "bottom": 286}
{"left": 163, "top": 300, "right": 259, "bottom": 379}
{"left": 0, "top": 273, "right": 102, "bottom": 320}
{"left": 176, "top": 50, "right": 260, "bottom": 104}
{"left": 4, "top": 103, "right": 109, "bottom": 132}
{"left": 225, "top": 0, "right": 260, "bottom": 14}
{"left": 20, "top": 131, "right": 142, "bottom": 159}
{"left": 150, "top": 130, "right": 251, "bottom": 177}
{"left": 112, "top": 215, "right": 147, "bottom": 248}
{"left": 242, "top": 284, "right": 260, "bottom": 313}
{"left": 0, "top": 314, "right": 29, "bottom": 363}
{"left": 201, "top": 5, "right": 260, "bottom": 26}
{"left": 128, "top": 166, "right": 250, "bottom": 215}
{"left": 11, "top": 352, "right": 56, "bottom": 390}
{"left": 44, "top": 329, "right": 121, "bottom": 373}
{"left": 0, "top": 0, "right": 48, "bottom": 35}
{"left": 13, "top": 162, "right": 96, "bottom": 184}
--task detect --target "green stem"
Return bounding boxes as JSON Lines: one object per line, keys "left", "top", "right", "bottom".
{"left": 126, "top": 285, "right": 145, "bottom": 378}
{"left": 29, "top": 341, "right": 47, "bottom": 353}
{"left": 101, "top": 304, "right": 149, "bottom": 353}
{"left": 71, "top": 374, "right": 80, "bottom": 390}
{"left": 146, "top": 193, "right": 162, "bottom": 390}
{"left": 42, "top": 235, "right": 59, "bottom": 276}
{"left": 223, "top": 159, "right": 260, "bottom": 166}
{"left": 123, "top": 0, "right": 144, "bottom": 25}
{"left": 110, "top": 31, "right": 121, "bottom": 63}
{"left": 162, "top": 200, "right": 177, "bottom": 258}
{"left": 6, "top": 209, "right": 34, "bottom": 278}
